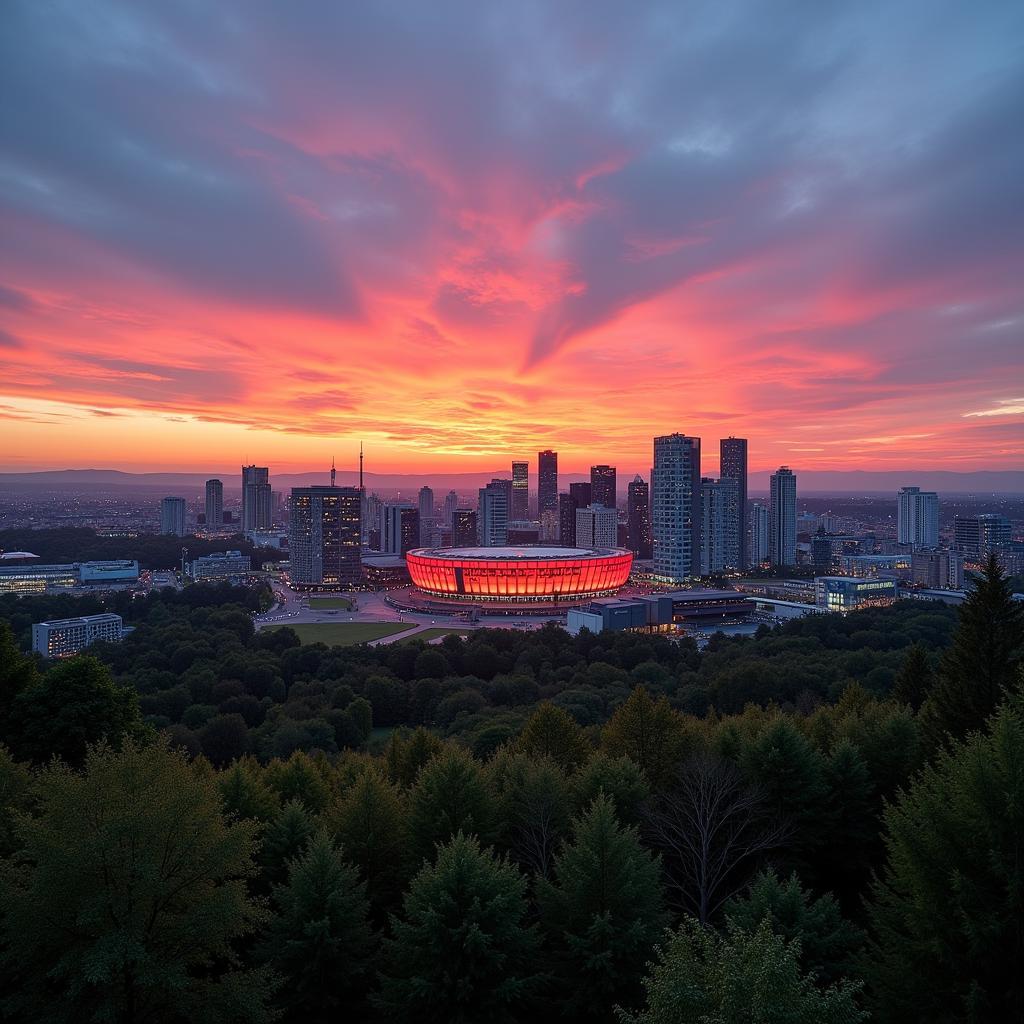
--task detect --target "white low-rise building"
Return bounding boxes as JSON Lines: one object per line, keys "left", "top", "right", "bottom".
{"left": 32, "top": 613, "right": 124, "bottom": 659}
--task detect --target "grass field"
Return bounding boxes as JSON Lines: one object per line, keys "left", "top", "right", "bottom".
{"left": 402, "top": 627, "right": 472, "bottom": 643}
{"left": 307, "top": 596, "right": 355, "bottom": 610}
{"left": 268, "top": 621, "right": 413, "bottom": 646}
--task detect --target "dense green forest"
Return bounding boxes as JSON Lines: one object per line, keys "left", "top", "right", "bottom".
{"left": 1, "top": 559, "right": 1022, "bottom": 1022}
{"left": 0, "top": 527, "right": 287, "bottom": 570}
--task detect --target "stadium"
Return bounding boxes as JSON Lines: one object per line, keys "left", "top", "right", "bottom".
{"left": 405, "top": 546, "right": 633, "bottom": 603}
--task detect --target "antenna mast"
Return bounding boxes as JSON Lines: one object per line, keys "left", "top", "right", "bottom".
{"left": 359, "top": 442, "right": 364, "bottom": 491}
{"left": 330, "top": 455, "right": 336, "bottom": 487}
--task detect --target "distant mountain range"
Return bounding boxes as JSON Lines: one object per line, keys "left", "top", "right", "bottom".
{"left": 1, "top": 468, "right": 1022, "bottom": 494}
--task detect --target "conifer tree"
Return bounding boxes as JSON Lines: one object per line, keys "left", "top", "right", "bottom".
{"left": 571, "top": 752, "right": 650, "bottom": 824}
{"left": 537, "top": 794, "right": 666, "bottom": 1022}
{"left": 406, "top": 746, "right": 495, "bottom": 866}
{"left": 818, "top": 739, "right": 876, "bottom": 902}
{"left": 865, "top": 697, "right": 1024, "bottom": 1022}
{"left": 517, "top": 701, "right": 590, "bottom": 771}
{"left": 218, "top": 756, "right": 280, "bottom": 822}
{"left": 602, "top": 687, "right": 693, "bottom": 788}
{"left": 738, "top": 717, "right": 829, "bottom": 868}
{"left": 488, "top": 749, "right": 570, "bottom": 879}
{"left": 261, "top": 830, "right": 375, "bottom": 1023}
{"left": 375, "top": 832, "right": 543, "bottom": 1023}
{"left": 258, "top": 798, "right": 314, "bottom": 890}
{"left": 384, "top": 726, "right": 445, "bottom": 787}
{"left": 322, "top": 766, "right": 408, "bottom": 913}
{"left": 891, "top": 643, "right": 932, "bottom": 709}
{"left": 724, "top": 870, "right": 865, "bottom": 987}
{"left": 920, "top": 553, "right": 1024, "bottom": 745}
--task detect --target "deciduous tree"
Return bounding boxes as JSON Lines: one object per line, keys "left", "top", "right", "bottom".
{"left": 0, "top": 740, "right": 273, "bottom": 1024}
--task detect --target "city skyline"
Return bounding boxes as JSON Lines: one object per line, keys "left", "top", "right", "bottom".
{"left": 1, "top": 2, "right": 1022, "bottom": 474}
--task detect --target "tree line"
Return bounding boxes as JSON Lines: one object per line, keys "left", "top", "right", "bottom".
{"left": 0, "top": 556, "right": 1021, "bottom": 1021}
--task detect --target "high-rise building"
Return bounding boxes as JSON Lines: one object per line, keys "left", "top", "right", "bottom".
{"left": 241, "top": 465, "right": 272, "bottom": 532}
{"left": 288, "top": 483, "right": 362, "bottom": 588}
{"left": 160, "top": 496, "right": 186, "bottom": 536}
{"left": 627, "top": 475, "right": 652, "bottom": 559}
{"left": 443, "top": 490, "right": 459, "bottom": 529}
{"left": 383, "top": 504, "right": 420, "bottom": 556}
{"left": 538, "top": 450, "right": 558, "bottom": 518}
{"left": 570, "top": 481, "right": 592, "bottom": 505}
{"left": 204, "top": 479, "right": 223, "bottom": 528}
{"left": 418, "top": 486, "right": 434, "bottom": 546}
{"left": 769, "top": 467, "right": 797, "bottom": 567}
{"left": 511, "top": 461, "right": 529, "bottom": 520}
{"left": 719, "top": 437, "right": 748, "bottom": 568}
{"left": 652, "top": 433, "right": 700, "bottom": 583}
{"left": 699, "top": 477, "right": 738, "bottom": 575}
{"left": 590, "top": 465, "right": 617, "bottom": 509}
{"left": 811, "top": 526, "right": 833, "bottom": 574}
{"left": 363, "top": 493, "right": 383, "bottom": 548}
{"left": 912, "top": 549, "right": 964, "bottom": 590}
{"left": 750, "top": 501, "right": 770, "bottom": 566}
{"left": 478, "top": 479, "right": 510, "bottom": 546}
{"left": 559, "top": 492, "right": 579, "bottom": 547}
{"left": 452, "top": 509, "right": 478, "bottom": 546}
{"left": 576, "top": 504, "right": 618, "bottom": 549}
{"left": 953, "top": 513, "right": 1011, "bottom": 556}
{"left": 897, "top": 487, "right": 939, "bottom": 549}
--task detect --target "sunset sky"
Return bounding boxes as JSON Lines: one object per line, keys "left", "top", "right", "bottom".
{"left": 1, "top": 0, "right": 1022, "bottom": 476}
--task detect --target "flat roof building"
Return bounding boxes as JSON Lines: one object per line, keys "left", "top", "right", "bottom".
{"left": 190, "top": 550, "right": 251, "bottom": 580}
{"left": 815, "top": 576, "right": 897, "bottom": 612}
{"left": 32, "top": 613, "right": 123, "bottom": 659}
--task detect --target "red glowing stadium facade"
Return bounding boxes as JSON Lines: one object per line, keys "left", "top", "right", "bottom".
{"left": 406, "top": 546, "right": 633, "bottom": 602}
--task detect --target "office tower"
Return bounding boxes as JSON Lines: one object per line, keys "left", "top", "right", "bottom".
{"left": 750, "top": 501, "right": 770, "bottom": 566}
{"left": 590, "top": 465, "right": 617, "bottom": 509}
{"left": 538, "top": 450, "right": 558, "bottom": 518}
{"left": 383, "top": 504, "right": 420, "bottom": 556}
{"left": 699, "top": 477, "right": 738, "bottom": 574}
{"left": 289, "top": 483, "right": 362, "bottom": 588}
{"left": 363, "top": 493, "right": 383, "bottom": 548}
{"left": 203, "top": 479, "right": 223, "bottom": 528}
{"left": 627, "top": 475, "right": 652, "bottom": 559}
{"left": 912, "top": 549, "right": 964, "bottom": 590}
{"left": 511, "top": 461, "right": 529, "bottom": 520}
{"left": 812, "top": 526, "right": 833, "bottom": 574}
{"left": 651, "top": 433, "right": 700, "bottom": 583}
{"left": 443, "top": 490, "right": 459, "bottom": 529}
{"left": 769, "top": 467, "right": 797, "bottom": 567}
{"left": 453, "top": 509, "right": 478, "bottom": 547}
{"left": 558, "top": 483, "right": 591, "bottom": 547}
{"left": 576, "top": 504, "right": 618, "bottom": 549}
{"left": 241, "top": 465, "right": 272, "bottom": 531}
{"left": 160, "top": 497, "right": 186, "bottom": 536}
{"left": 953, "top": 513, "right": 1011, "bottom": 556}
{"left": 558, "top": 492, "right": 577, "bottom": 546}
{"left": 897, "top": 487, "right": 939, "bottom": 548}
{"left": 478, "top": 479, "right": 510, "bottom": 546}
{"left": 418, "top": 486, "right": 434, "bottom": 546}
{"left": 719, "top": 437, "right": 748, "bottom": 568}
